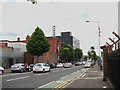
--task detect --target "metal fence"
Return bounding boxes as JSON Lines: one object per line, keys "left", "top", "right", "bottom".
{"left": 107, "top": 49, "right": 120, "bottom": 88}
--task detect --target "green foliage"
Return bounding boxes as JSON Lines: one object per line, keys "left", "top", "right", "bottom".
{"left": 59, "top": 44, "right": 74, "bottom": 62}
{"left": 83, "top": 55, "right": 88, "bottom": 61}
{"left": 87, "top": 51, "right": 91, "bottom": 59}
{"left": 87, "top": 46, "right": 97, "bottom": 61}
{"left": 90, "top": 46, "right": 95, "bottom": 51}
{"left": 59, "top": 47, "right": 71, "bottom": 62}
{"left": 26, "top": 27, "right": 50, "bottom": 56}
{"left": 62, "top": 44, "right": 73, "bottom": 51}
{"left": 60, "top": 44, "right": 83, "bottom": 63}
{"left": 74, "top": 48, "right": 83, "bottom": 61}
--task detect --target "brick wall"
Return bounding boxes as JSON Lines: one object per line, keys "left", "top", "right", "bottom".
{"left": 24, "top": 38, "right": 61, "bottom": 64}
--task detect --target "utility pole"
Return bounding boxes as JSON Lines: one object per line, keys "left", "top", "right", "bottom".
{"left": 86, "top": 20, "right": 101, "bottom": 57}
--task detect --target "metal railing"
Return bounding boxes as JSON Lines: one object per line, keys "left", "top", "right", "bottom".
{"left": 107, "top": 49, "right": 120, "bottom": 88}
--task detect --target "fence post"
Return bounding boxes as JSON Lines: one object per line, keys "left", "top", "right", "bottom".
{"left": 101, "top": 45, "right": 109, "bottom": 81}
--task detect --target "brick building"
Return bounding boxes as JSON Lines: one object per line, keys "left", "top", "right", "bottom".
{"left": 24, "top": 36, "right": 61, "bottom": 64}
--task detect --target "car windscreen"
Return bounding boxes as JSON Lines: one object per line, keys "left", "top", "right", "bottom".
{"left": 34, "top": 64, "right": 41, "bottom": 66}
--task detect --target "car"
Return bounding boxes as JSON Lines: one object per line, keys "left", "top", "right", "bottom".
{"left": 10, "top": 63, "right": 26, "bottom": 73}
{"left": 84, "top": 62, "right": 91, "bottom": 68}
{"left": 75, "top": 62, "right": 82, "bottom": 66}
{"left": 56, "top": 63, "right": 63, "bottom": 68}
{"left": 75, "top": 62, "right": 80, "bottom": 66}
{"left": 0, "top": 66, "right": 4, "bottom": 74}
{"left": 29, "top": 64, "right": 34, "bottom": 71}
{"left": 33, "top": 63, "right": 50, "bottom": 73}
{"left": 49, "top": 63, "right": 56, "bottom": 69}
{"left": 82, "top": 61, "right": 86, "bottom": 65}
{"left": 63, "top": 62, "right": 72, "bottom": 68}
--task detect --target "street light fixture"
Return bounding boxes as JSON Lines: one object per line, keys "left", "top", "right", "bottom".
{"left": 86, "top": 20, "right": 101, "bottom": 57}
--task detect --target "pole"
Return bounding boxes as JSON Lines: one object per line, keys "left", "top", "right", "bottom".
{"left": 98, "top": 21, "right": 101, "bottom": 58}
{"left": 86, "top": 21, "right": 101, "bottom": 57}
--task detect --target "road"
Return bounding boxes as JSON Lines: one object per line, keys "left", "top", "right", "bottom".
{"left": 1, "top": 65, "right": 86, "bottom": 89}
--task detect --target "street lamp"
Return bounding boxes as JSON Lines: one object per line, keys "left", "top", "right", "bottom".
{"left": 86, "top": 20, "right": 101, "bottom": 57}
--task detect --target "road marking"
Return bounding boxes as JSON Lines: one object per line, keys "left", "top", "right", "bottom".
{"left": 2, "top": 72, "right": 32, "bottom": 77}
{"left": 103, "top": 86, "right": 107, "bottom": 88}
{"left": 59, "top": 72, "right": 85, "bottom": 89}
{"left": 81, "top": 73, "right": 86, "bottom": 78}
{"left": 53, "top": 70, "right": 59, "bottom": 72}
{"left": 78, "top": 77, "right": 102, "bottom": 80}
{"left": 36, "top": 73, "right": 48, "bottom": 75}
{"left": 55, "top": 80, "right": 69, "bottom": 89}
{"left": 60, "top": 75, "right": 69, "bottom": 79}
{"left": 35, "top": 81, "right": 55, "bottom": 89}
{"left": 62, "top": 68, "right": 71, "bottom": 71}
{"left": 7, "top": 76, "right": 30, "bottom": 82}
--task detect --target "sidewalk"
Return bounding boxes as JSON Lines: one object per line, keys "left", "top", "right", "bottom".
{"left": 62, "top": 64, "right": 112, "bottom": 89}
{"left": 3, "top": 69, "right": 11, "bottom": 74}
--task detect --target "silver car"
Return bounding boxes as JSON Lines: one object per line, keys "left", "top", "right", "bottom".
{"left": 63, "top": 62, "right": 72, "bottom": 68}
{"left": 33, "top": 63, "right": 50, "bottom": 73}
{"left": 10, "top": 63, "right": 26, "bottom": 73}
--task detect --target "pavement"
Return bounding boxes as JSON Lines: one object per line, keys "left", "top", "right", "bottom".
{"left": 3, "top": 69, "right": 11, "bottom": 74}
{"left": 61, "top": 64, "right": 113, "bottom": 89}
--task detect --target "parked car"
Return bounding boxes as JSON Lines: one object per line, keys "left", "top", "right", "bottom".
{"left": 82, "top": 61, "right": 86, "bottom": 65}
{"left": 10, "top": 63, "right": 26, "bottom": 73}
{"left": 63, "top": 62, "right": 72, "bottom": 68}
{"left": 84, "top": 62, "right": 91, "bottom": 68}
{"left": 75, "top": 62, "right": 82, "bottom": 66}
{"left": 10, "top": 63, "right": 32, "bottom": 73}
{"left": 56, "top": 63, "right": 63, "bottom": 68}
{"left": 0, "top": 66, "right": 4, "bottom": 74}
{"left": 29, "top": 64, "right": 34, "bottom": 71}
{"left": 75, "top": 62, "right": 80, "bottom": 66}
{"left": 49, "top": 63, "right": 56, "bottom": 69}
{"left": 33, "top": 63, "right": 50, "bottom": 73}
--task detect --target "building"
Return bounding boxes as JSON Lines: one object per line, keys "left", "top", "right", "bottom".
{"left": 48, "top": 32, "right": 80, "bottom": 49}
{"left": 0, "top": 38, "right": 27, "bottom": 68}
{"left": 24, "top": 31, "right": 80, "bottom": 64}
{"left": 1, "top": 31, "right": 80, "bottom": 66}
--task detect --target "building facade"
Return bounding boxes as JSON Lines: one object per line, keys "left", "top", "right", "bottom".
{"left": 0, "top": 38, "right": 26, "bottom": 68}
{"left": 59, "top": 32, "right": 80, "bottom": 49}
{"left": 24, "top": 37, "right": 61, "bottom": 64}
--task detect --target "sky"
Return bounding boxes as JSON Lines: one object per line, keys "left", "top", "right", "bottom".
{"left": 0, "top": 0, "right": 119, "bottom": 55}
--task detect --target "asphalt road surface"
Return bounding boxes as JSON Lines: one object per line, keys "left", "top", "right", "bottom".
{"left": 2, "top": 65, "right": 85, "bottom": 89}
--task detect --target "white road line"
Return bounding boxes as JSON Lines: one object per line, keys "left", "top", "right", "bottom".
{"left": 7, "top": 76, "right": 30, "bottom": 82}
{"left": 35, "top": 81, "right": 55, "bottom": 89}
{"left": 53, "top": 70, "right": 59, "bottom": 72}
{"left": 2, "top": 72, "right": 32, "bottom": 77}
{"left": 36, "top": 73, "right": 48, "bottom": 76}
{"left": 60, "top": 75, "right": 69, "bottom": 79}
{"left": 81, "top": 73, "right": 86, "bottom": 78}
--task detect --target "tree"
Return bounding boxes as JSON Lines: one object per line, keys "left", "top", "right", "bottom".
{"left": 74, "top": 48, "right": 83, "bottom": 61}
{"left": 59, "top": 47, "right": 71, "bottom": 62}
{"left": 87, "top": 51, "right": 91, "bottom": 59}
{"left": 26, "top": 27, "right": 50, "bottom": 63}
{"left": 90, "top": 46, "right": 95, "bottom": 51}
{"left": 87, "top": 46, "right": 97, "bottom": 61}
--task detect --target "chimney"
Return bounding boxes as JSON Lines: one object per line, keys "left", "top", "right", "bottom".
{"left": 17, "top": 37, "right": 20, "bottom": 41}
{"left": 26, "top": 35, "right": 30, "bottom": 42}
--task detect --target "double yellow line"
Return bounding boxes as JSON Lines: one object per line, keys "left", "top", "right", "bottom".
{"left": 53, "top": 80, "right": 71, "bottom": 90}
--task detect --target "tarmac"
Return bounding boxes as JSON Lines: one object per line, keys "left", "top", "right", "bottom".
{"left": 3, "top": 64, "right": 114, "bottom": 89}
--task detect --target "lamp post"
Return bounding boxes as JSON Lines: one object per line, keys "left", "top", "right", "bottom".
{"left": 86, "top": 20, "right": 101, "bottom": 58}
